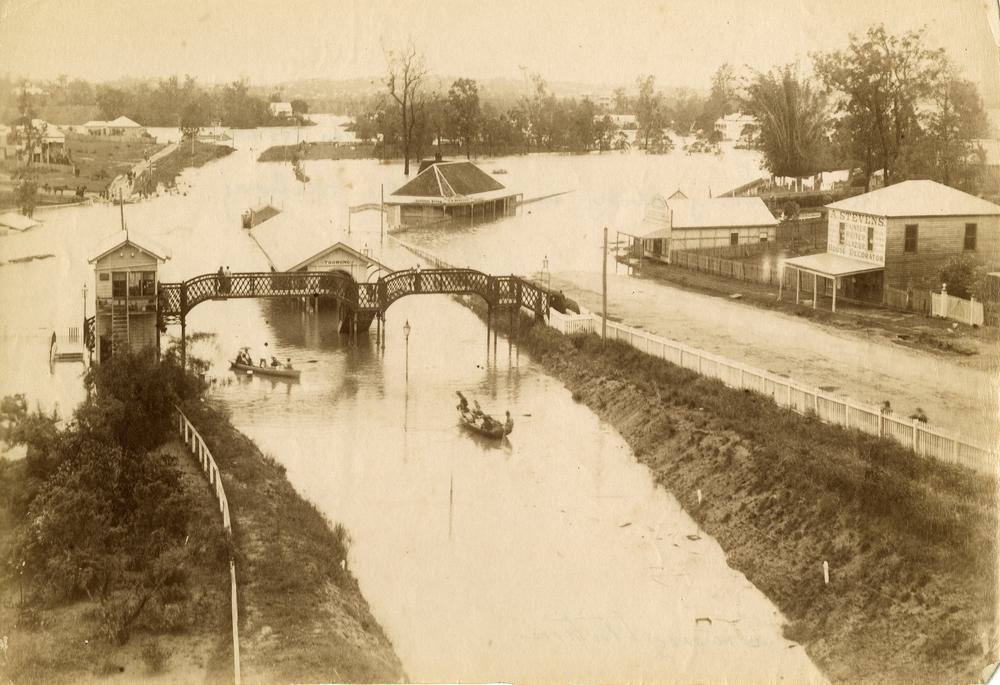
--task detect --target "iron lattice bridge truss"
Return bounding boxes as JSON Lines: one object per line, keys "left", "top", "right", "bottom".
{"left": 156, "top": 268, "right": 552, "bottom": 326}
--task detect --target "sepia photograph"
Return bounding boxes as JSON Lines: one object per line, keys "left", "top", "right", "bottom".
{"left": 0, "top": 0, "right": 998, "bottom": 683}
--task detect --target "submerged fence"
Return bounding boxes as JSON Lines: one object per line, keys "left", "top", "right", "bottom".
{"left": 177, "top": 408, "right": 241, "bottom": 685}
{"left": 575, "top": 314, "right": 994, "bottom": 475}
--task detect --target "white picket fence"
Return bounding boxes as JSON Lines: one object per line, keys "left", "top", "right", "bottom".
{"left": 549, "top": 307, "right": 596, "bottom": 335}
{"left": 390, "top": 238, "right": 995, "bottom": 475}
{"left": 177, "top": 408, "right": 241, "bottom": 685}
{"left": 931, "top": 291, "right": 984, "bottom": 326}
{"left": 576, "top": 315, "right": 994, "bottom": 475}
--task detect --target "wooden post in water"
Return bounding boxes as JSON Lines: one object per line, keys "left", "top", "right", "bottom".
{"left": 602, "top": 226, "right": 608, "bottom": 344}
{"left": 380, "top": 184, "right": 385, "bottom": 243}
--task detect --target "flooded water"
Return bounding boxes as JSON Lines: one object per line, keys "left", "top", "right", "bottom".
{"left": 0, "top": 116, "right": 827, "bottom": 682}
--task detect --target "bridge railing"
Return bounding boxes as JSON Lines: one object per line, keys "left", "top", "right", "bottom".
{"left": 176, "top": 406, "right": 241, "bottom": 685}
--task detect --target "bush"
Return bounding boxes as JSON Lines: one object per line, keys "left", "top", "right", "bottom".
{"left": 141, "top": 640, "right": 171, "bottom": 674}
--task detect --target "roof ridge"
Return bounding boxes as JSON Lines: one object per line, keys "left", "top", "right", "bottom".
{"left": 436, "top": 166, "right": 459, "bottom": 197}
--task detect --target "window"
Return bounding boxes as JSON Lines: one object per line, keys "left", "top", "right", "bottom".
{"left": 964, "top": 223, "right": 977, "bottom": 251}
{"left": 111, "top": 272, "right": 126, "bottom": 297}
{"left": 904, "top": 224, "right": 918, "bottom": 253}
{"left": 730, "top": 232, "right": 739, "bottom": 246}
{"left": 759, "top": 232, "right": 769, "bottom": 244}
{"left": 866, "top": 226, "right": 874, "bottom": 252}
{"left": 838, "top": 222, "right": 845, "bottom": 245}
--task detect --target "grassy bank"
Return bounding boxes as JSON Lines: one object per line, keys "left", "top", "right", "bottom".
{"left": 178, "top": 399, "right": 405, "bottom": 683}
{"left": 139, "top": 141, "right": 234, "bottom": 193}
{"left": 498, "top": 311, "right": 996, "bottom": 683}
{"left": 0, "top": 444, "right": 232, "bottom": 683}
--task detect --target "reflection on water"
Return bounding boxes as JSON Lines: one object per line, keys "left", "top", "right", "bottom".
{"left": 0, "top": 117, "right": 826, "bottom": 682}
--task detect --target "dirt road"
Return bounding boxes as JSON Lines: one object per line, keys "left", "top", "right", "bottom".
{"left": 551, "top": 270, "right": 999, "bottom": 448}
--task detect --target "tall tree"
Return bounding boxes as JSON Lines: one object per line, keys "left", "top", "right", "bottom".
{"left": 447, "top": 78, "right": 481, "bottom": 159}
{"left": 95, "top": 86, "right": 128, "bottom": 121}
{"left": 896, "top": 73, "right": 989, "bottom": 192}
{"left": 741, "top": 66, "right": 831, "bottom": 184}
{"left": 384, "top": 42, "right": 428, "bottom": 175}
{"left": 635, "top": 75, "right": 666, "bottom": 150}
{"left": 814, "top": 25, "right": 948, "bottom": 189}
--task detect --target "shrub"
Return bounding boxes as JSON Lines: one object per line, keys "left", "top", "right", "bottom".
{"left": 141, "top": 640, "right": 171, "bottom": 674}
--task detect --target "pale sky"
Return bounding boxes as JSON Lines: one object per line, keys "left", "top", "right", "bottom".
{"left": 1, "top": 0, "right": 998, "bottom": 99}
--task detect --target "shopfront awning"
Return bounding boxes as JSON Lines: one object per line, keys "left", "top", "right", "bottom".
{"left": 782, "top": 253, "right": 883, "bottom": 313}
{"left": 783, "top": 253, "right": 883, "bottom": 278}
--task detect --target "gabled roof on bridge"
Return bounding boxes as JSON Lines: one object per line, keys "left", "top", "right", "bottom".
{"left": 389, "top": 161, "right": 507, "bottom": 201}
{"left": 249, "top": 212, "right": 388, "bottom": 275}
{"left": 88, "top": 230, "right": 171, "bottom": 264}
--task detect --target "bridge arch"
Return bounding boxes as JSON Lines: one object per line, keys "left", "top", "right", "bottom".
{"left": 378, "top": 268, "right": 496, "bottom": 312}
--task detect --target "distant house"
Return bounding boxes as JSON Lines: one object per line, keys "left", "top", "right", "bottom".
{"left": 269, "top": 102, "right": 294, "bottom": 118}
{"left": 13, "top": 119, "right": 66, "bottom": 163}
{"left": 107, "top": 116, "right": 146, "bottom": 137}
{"left": 713, "top": 112, "right": 756, "bottom": 141}
{"left": 83, "top": 120, "right": 109, "bottom": 135}
{"left": 83, "top": 116, "right": 146, "bottom": 138}
{"left": 639, "top": 193, "right": 778, "bottom": 260}
{"left": 784, "top": 180, "right": 1000, "bottom": 310}
{"left": 384, "top": 158, "right": 521, "bottom": 229}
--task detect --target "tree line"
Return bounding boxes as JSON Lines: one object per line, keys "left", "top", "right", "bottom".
{"left": 1, "top": 75, "right": 309, "bottom": 130}
{"left": 362, "top": 27, "right": 992, "bottom": 194}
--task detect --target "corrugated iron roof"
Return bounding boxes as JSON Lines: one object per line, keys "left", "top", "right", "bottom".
{"left": 826, "top": 179, "right": 1000, "bottom": 217}
{"left": 88, "top": 230, "right": 170, "bottom": 263}
{"left": 666, "top": 197, "right": 778, "bottom": 229}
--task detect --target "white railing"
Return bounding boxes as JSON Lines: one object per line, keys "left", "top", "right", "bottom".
{"left": 931, "top": 291, "right": 984, "bottom": 326}
{"left": 588, "top": 316, "right": 995, "bottom": 475}
{"left": 549, "top": 307, "right": 595, "bottom": 335}
{"left": 177, "top": 408, "right": 241, "bottom": 685}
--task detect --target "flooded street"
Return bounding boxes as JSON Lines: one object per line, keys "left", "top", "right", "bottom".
{"left": 0, "top": 116, "right": 830, "bottom": 682}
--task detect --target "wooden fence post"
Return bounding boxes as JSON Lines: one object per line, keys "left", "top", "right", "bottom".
{"left": 912, "top": 419, "right": 919, "bottom": 452}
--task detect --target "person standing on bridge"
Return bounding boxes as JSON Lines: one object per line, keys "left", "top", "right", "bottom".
{"left": 224, "top": 266, "right": 232, "bottom": 294}
{"left": 216, "top": 266, "right": 224, "bottom": 295}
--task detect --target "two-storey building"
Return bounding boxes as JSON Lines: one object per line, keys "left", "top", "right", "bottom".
{"left": 88, "top": 231, "right": 170, "bottom": 363}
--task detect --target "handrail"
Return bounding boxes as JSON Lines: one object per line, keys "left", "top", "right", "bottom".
{"left": 176, "top": 407, "right": 241, "bottom": 685}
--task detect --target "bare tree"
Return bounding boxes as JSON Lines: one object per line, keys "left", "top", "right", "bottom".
{"left": 384, "top": 42, "right": 428, "bottom": 175}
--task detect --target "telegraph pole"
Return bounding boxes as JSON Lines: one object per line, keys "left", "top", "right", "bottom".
{"left": 602, "top": 226, "right": 608, "bottom": 344}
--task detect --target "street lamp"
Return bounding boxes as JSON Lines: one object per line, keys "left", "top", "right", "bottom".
{"left": 403, "top": 319, "right": 411, "bottom": 380}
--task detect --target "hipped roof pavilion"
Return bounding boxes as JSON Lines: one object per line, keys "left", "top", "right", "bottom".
{"left": 386, "top": 160, "right": 516, "bottom": 206}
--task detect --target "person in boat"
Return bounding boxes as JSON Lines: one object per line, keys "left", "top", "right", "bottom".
{"left": 504, "top": 410, "right": 514, "bottom": 435}
{"left": 284, "top": 358, "right": 293, "bottom": 370}
{"left": 472, "top": 400, "right": 484, "bottom": 419}
{"left": 259, "top": 358, "right": 267, "bottom": 368}
{"left": 456, "top": 391, "right": 469, "bottom": 414}
{"left": 270, "top": 356, "right": 281, "bottom": 369}
{"left": 236, "top": 350, "right": 251, "bottom": 366}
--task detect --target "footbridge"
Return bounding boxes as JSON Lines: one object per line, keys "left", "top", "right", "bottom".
{"left": 152, "top": 267, "right": 557, "bottom": 363}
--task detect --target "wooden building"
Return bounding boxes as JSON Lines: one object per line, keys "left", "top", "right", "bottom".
{"left": 88, "top": 231, "right": 170, "bottom": 364}
{"left": 784, "top": 180, "right": 1000, "bottom": 311}
{"left": 385, "top": 159, "right": 521, "bottom": 229}
{"left": 638, "top": 193, "right": 778, "bottom": 261}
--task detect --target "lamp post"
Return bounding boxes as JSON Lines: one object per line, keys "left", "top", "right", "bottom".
{"left": 403, "top": 319, "right": 411, "bottom": 380}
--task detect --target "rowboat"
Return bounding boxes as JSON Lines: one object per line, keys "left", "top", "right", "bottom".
{"left": 459, "top": 411, "right": 511, "bottom": 439}
{"left": 230, "top": 361, "right": 301, "bottom": 379}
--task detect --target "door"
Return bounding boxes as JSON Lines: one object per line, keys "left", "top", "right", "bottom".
{"left": 730, "top": 232, "right": 739, "bottom": 246}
